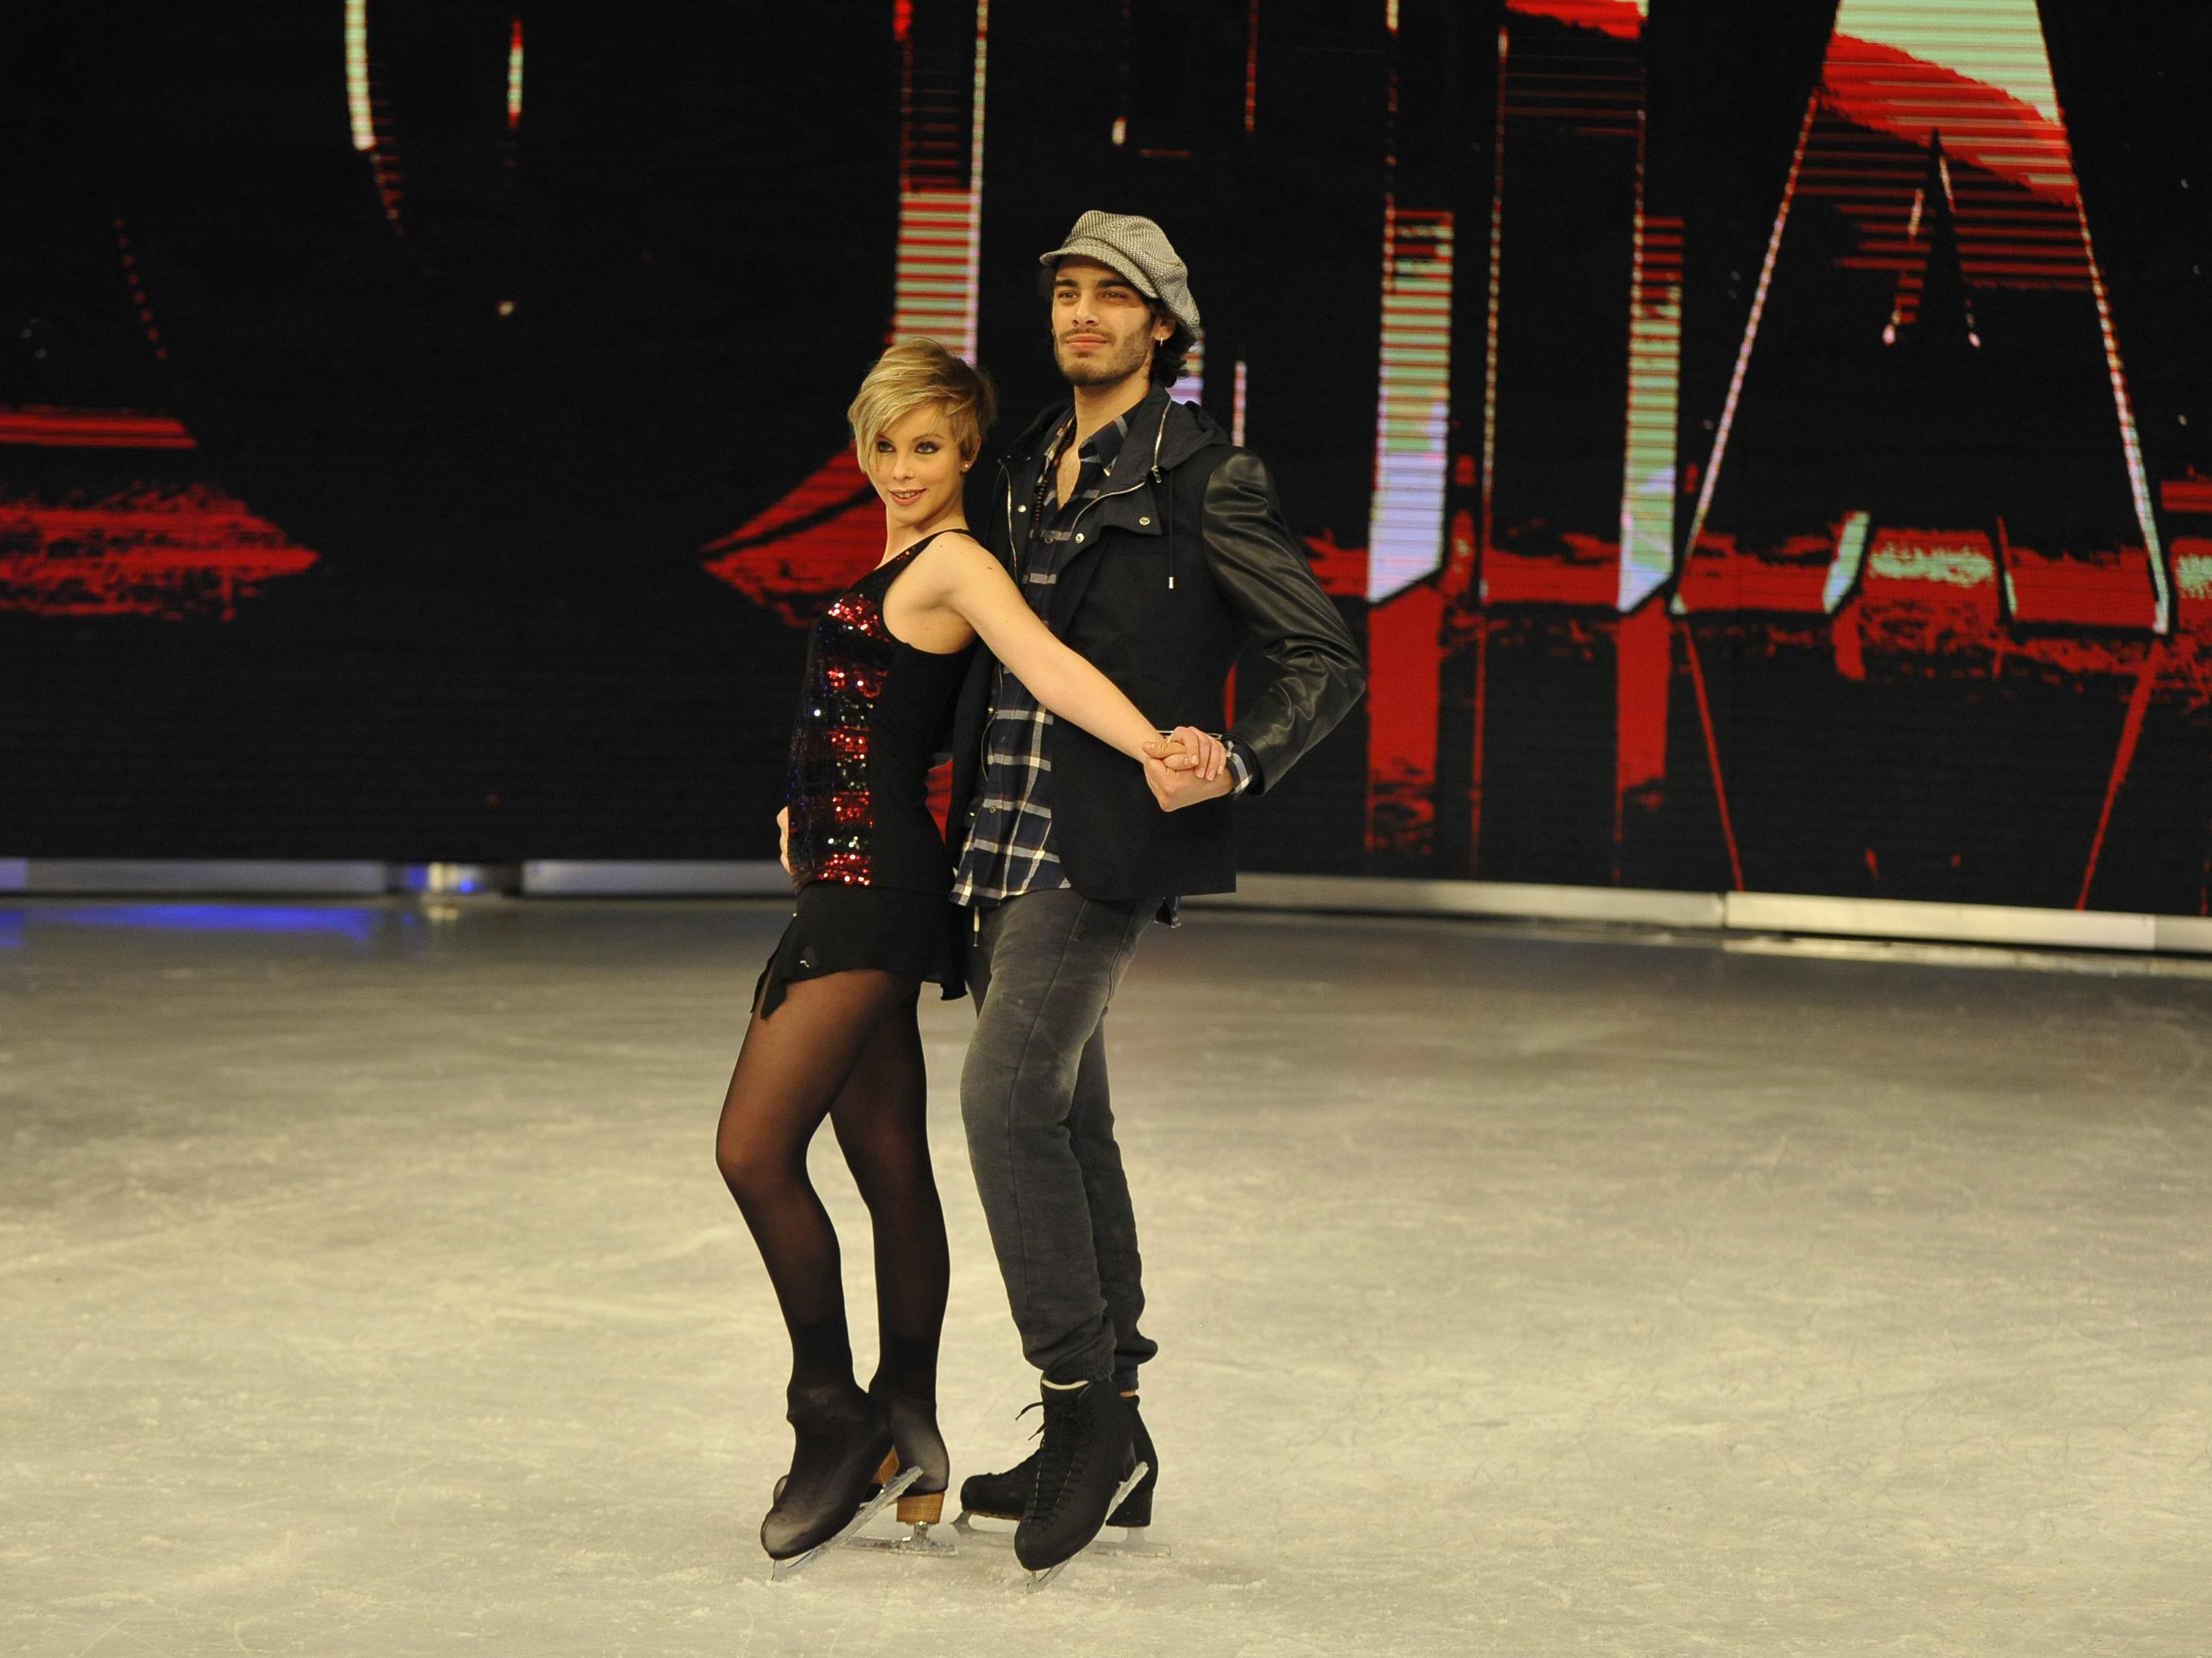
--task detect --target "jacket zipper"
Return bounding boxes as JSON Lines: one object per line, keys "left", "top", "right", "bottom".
{"left": 1062, "top": 474, "right": 1146, "bottom": 542}
{"left": 1061, "top": 404, "right": 1172, "bottom": 568}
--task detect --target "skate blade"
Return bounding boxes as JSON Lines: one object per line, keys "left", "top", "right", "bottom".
{"left": 767, "top": 1464, "right": 921, "bottom": 1583}
{"left": 963, "top": 1515, "right": 1167, "bottom": 1558}
{"left": 1020, "top": 1460, "right": 1153, "bottom": 1592}
{"left": 847, "top": 1519, "right": 957, "bottom": 1556}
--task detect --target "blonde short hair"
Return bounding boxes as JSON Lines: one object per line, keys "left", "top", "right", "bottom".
{"left": 847, "top": 338, "right": 996, "bottom": 467}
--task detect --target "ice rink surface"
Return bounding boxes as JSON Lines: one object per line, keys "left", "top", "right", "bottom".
{"left": 5, "top": 898, "right": 2210, "bottom": 1657}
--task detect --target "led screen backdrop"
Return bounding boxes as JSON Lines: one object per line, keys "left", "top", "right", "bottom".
{"left": 5, "top": 0, "right": 2211, "bottom": 915}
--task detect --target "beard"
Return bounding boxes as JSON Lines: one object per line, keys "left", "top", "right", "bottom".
{"left": 1054, "top": 330, "right": 1153, "bottom": 387}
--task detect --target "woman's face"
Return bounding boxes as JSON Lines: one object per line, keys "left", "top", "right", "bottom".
{"left": 868, "top": 402, "right": 967, "bottom": 530}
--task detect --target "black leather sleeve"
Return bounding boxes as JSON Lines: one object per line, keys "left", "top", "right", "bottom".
{"left": 1199, "top": 450, "right": 1367, "bottom": 793}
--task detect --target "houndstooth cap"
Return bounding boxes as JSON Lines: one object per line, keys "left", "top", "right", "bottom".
{"left": 1038, "top": 211, "right": 1201, "bottom": 334}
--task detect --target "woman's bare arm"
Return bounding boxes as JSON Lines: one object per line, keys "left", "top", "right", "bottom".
{"left": 907, "top": 535, "right": 1223, "bottom": 775}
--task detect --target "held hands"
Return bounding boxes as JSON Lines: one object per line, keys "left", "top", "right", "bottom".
{"left": 777, "top": 806, "right": 791, "bottom": 876}
{"left": 1140, "top": 726, "right": 1236, "bottom": 813}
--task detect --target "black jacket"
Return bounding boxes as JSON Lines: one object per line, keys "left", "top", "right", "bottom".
{"left": 948, "top": 392, "right": 1366, "bottom": 900}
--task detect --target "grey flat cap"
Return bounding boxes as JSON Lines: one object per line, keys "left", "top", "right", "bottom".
{"left": 1038, "top": 211, "right": 1201, "bottom": 334}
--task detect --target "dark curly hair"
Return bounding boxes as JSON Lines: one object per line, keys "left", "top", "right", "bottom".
{"left": 1147, "top": 306, "right": 1197, "bottom": 388}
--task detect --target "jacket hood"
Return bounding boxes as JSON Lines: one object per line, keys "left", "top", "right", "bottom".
{"left": 998, "top": 390, "right": 1230, "bottom": 478}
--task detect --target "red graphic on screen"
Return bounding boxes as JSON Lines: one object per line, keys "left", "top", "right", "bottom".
{"left": 701, "top": 450, "right": 883, "bottom": 626}
{"left": 0, "top": 484, "right": 318, "bottom": 620}
{"left": 1365, "top": 579, "right": 1446, "bottom": 859}
{"left": 1819, "top": 35, "right": 2077, "bottom": 207}
{"left": 2, "top": 388, "right": 322, "bottom": 620}
{"left": 1506, "top": 0, "right": 1642, "bottom": 44}
{"left": 0, "top": 408, "right": 196, "bottom": 449}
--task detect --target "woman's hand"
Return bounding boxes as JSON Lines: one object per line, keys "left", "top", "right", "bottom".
{"left": 1142, "top": 726, "right": 1228, "bottom": 782}
{"left": 777, "top": 807, "right": 791, "bottom": 876}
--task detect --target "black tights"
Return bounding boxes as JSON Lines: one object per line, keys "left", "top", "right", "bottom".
{"left": 715, "top": 969, "right": 949, "bottom": 1400}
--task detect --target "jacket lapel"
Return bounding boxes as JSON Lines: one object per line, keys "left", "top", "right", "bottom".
{"left": 1048, "top": 398, "right": 1175, "bottom": 631}
{"left": 992, "top": 401, "right": 1068, "bottom": 570}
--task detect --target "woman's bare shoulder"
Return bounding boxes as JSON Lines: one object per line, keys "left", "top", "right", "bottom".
{"left": 908, "top": 528, "right": 1002, "bottom": 587}
{"left": 917, "top": 528, "right": 991, "bottom": 562}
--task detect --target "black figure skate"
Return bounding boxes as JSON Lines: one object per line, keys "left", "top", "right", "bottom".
{"left": 762, "top": 1381, "right": 919, "bottom": 1582}
{"left": 846, "top": 1388, "right": 956, "bottom": 1558}
{"left": 978, "top": 1381, "right": 1159, "bottom": 1590}
{"left": 954, "top": 1392, "right": 1168, "bottom": 1566}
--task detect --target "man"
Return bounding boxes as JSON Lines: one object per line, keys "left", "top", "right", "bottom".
{"left": 948, "top": 211, "right": 1365, "bottom": 1574}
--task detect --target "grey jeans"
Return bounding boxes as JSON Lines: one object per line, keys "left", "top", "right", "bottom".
{"left": 961, "top": 887, "right": 1162, "bottom": 1390}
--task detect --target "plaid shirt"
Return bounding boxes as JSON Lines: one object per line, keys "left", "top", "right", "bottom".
{"left": 952, "top": 395, "right": 1254, "bottom": 909}
{"left": 951, "top": 406, "right": 1129, "bottom": 906}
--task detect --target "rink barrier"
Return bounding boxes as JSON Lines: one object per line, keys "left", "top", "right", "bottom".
{"left": 0, "top": 859, "right": 390, "bottom": 895}
{"left": 1183, "top": 875, "right": 2212, "bottom": 957}
{"left": 4, "top": 860, "right": 2211, "bottom": 957}
{"left": 519, "top": 859, "right": 792, "bottom": 896}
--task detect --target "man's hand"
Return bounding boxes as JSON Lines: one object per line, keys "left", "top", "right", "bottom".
{"left": 777, "top": 807, "right": 791, "bottom": 875}
{"left": 1141, "top": 725, "right": 1227, "bottom": 780}
{"left": 1143, "top": 753, "right": 1236, "bottom": 812}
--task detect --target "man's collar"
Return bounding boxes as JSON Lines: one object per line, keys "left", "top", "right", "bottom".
{"left": 1084, "top": 406, "right": 1136, "bottom": 463}
{"left": 1007, "top": 386, "right": 1182, "bottom": 470}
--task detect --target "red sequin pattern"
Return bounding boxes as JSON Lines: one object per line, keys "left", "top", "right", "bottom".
{"left": 786, "top": 568, "right": 904, "bottom": 886}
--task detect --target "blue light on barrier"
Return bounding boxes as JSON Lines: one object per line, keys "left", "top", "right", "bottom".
{"left": 36, "top": 905, "right": 386, "bottom": 942}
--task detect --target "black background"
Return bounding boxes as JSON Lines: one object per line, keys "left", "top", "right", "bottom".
{"left": 6, "top": 1, "right": 2211, "bottom": 912}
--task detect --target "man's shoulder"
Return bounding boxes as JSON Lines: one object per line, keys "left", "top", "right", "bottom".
{"left": 1155, "top": 396, "right": 1238, "bottom": 476}
{"left": 1186, "top": 441, "right": 1269, "bottom": 495}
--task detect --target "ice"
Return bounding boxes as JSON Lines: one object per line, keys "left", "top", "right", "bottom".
{"left": 5, "top": 898, "right": 2211, "bottom": 1654}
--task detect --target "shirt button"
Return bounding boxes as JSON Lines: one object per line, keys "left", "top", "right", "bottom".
{"left": 1017, "top": 505, "right": 1028, "bottom": 513}
{"left": 1074, "top": 533, "right": 1085, "bottom": 543}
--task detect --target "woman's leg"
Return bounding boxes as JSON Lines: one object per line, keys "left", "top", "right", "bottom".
{"left": 718, "top": 966, "right": 928, "bottom": 1559}
{"left": 715, "top": 968, "right": 919, "bottom": 1391}
{"left": 827, "top": 989, "right": 952, "bottom": 1507}
{"left": 828, "top": 990, "right": 948, "bottom": 1402}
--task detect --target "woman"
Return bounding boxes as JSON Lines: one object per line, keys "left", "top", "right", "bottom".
{"left": 714, "top": 338, "right": 1223, "bottom": 1572}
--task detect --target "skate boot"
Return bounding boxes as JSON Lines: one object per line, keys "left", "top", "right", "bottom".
{"left": 1013, "top": 1379, "right": 1146, "bottom": 1587}
{"left": 849, "top": 1386, "right": 956, "bottom": 1556}
{"left": 957, "top": 1393, "right": 1161, "bottom": 1545}
{"left": 760, "top": 1380, "right": 915, "bottom": 1580}
{"left": 953, "top": 1401, "right": 1039, "bottom": 1529}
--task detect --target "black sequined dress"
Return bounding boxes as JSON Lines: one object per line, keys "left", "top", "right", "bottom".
{"left": 756, "top": 533, "right": 975, "bottom": 1017}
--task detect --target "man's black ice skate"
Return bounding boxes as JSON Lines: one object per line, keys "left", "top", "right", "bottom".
{"left": 760, "top": 1380, "right": 915, "bottom": 1580}
{"left": 957, "top": 1394, "right": 1165, "bottom": 1556}
{"left": 953, "top": 1401, "right": 1040, "bottom": 1529}
{"left": 847, "top": 1386, "right": 956, "bottom": 1556}
{"left": 1012, "top": 1379, "right": 1146, "bottom": 1586}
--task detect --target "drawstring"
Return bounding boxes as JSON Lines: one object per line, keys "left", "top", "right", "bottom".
{"left": 1147, "top": 406, "right": 1173, "bottom": 592}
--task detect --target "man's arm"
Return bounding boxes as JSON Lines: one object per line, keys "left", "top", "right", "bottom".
{"left": 1200, "top": 450, "right": 1366, "bottom": 794}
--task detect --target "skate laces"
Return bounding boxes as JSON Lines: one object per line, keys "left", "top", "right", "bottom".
{"left": 1029, "top": 1386, "right": 1098, "bottom": 1515}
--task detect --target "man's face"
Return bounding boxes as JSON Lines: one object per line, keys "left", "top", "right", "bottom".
{"left": 1050, "top": 258, "right": 1169, "bottom": 388}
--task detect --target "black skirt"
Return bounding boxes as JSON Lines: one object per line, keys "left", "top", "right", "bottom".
{"left": 753, "top": 880, "right": 968, "bottom": 1019}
